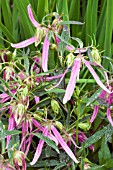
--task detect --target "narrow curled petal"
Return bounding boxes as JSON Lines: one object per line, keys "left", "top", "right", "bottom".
{"left": 51, "top": 125, "right": 79, "bottom": 163}
{"left": 11, "top": 36, "right": 36, "bottom": 48}
{"left": 42, "top": 36, "right": 50, "bottom": 72}
{"left": 90, "top": 106, "right": 100, "bottom": 123}
{"left": 63, "top": 58, "right": 81, "bottom": 104}
{"left": 30, "top": 126, "right": 48, "bottom": 165}
{"left": 89, "top": 61, "right": 109, "bottom": 86}
{"left": 6, "top": 114, "right": 16, "bottom": 148}
{"left": 27, "top": 4, "right": 40, "bottom": 28}
{"left": 83, "top": 59, "right": 112, "bottom": 94}
{"left": 46, "top": 74, "right": 63, "bottom": 81}
{"left": 48, "top": 68, "right": 68, "bottom": 90}
{"left": 107, "top": 108, "right": 113, "bottom": 126}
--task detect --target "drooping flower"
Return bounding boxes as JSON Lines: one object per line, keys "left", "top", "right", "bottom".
{"left": 11, "top": 5, "right": 62, "bottom": 72}
{"left": 90, "top": 86, "right": 113, "bottom": 126}
{"left": 63, "top": 58, "right": 81, "bottom": 104}
{"left": 63, "top": 54, "right": 112, "bottom": 104}
{"left": 51, "top": 125, "right": 79, "bottom": 163}
{"left": 30, "top": 126, "right": 48, "bottom": 165}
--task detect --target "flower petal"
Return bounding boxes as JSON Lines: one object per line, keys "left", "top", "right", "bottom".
{"left": 63, "top": 58, "right": 81, "bottom": 104}
{"left": 27, "top": 4, "right": 40, "bottom": 28}
{"left": 42, "top": 36, "right": 50, "bottom": 72}
{"left": 83, "top": 59, "right": 112, "bottom": 93}
{"left": 107, "top": 108, "right": 113, "bottom": 126}
{"left": 51, "top": 125, "right": 79, "bottom": 163}
{"left": 47, "top": 68, "right": 68, "bottom": 91}
{"left": 90, "top": 106, "right": 100, "bottom": 123}
{"left": 11, "top": 36, "right": 36, "bottom": 48}
{"left": 30, "top": 126, "right": 48, "bottom": 165}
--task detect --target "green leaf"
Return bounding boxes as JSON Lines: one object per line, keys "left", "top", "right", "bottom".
{"left": 86, "top": 88, "right": 102, "bottom": 106}
{"left": 53, "top": 162, "right": 66, "bottom": 170}
{"left": 61, "top": 21, "right": 84, "bottom": 25}
{"left": 80, "top": 128, "right": 106, "bottom": 151}
{"left": 0, "top": 120, "right": 5, "bottom": 153}
{"left": 46, "top": 88, "right": 65, "bottom": 94}
{"left": 0, "top": 130, "right": 21, "bottom": 140}
{"left": 98, "top": 138, "right": 111, "bottom": 165}
{"left": 32, "top": 132, "right": 60, "bottom": 153}
{"left": 71, "top": 37, "right": 83, "bottom": 48}
{"left": 0, "top": 102, "right": 10, "bottom": 109}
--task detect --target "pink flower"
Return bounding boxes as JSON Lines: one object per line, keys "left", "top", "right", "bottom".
{"left": 63, "top": 55, "right": 112, "bottom": 104}
{"left": 11, "top": 4, "right": 50, "bottom": 72}
{"left": 30, "top": 126, "right": 48, "bottom": 165}
{"left": 63, "top": 58, "right": 81, "bottom": 104}
{"left": 51, "top": 125, "right": 79, "bottom": 163}
{"left": 90, "top": 86, "right": 113, "bottom": 126}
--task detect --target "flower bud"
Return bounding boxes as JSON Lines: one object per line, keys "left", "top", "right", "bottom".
{"left": 66, "top": 53, "right": 75, "bottom": 67}
{"left": 55, "top": 121, "right": 63, "bottom": 130}
{"left": 13, "top": 150, "right": 26, "bottom": 170}
{"left": 91, "top": 48, "right": 101, "bottom": 64}
{"left": 51, "top": 99, "right": 60, "bottom": 114}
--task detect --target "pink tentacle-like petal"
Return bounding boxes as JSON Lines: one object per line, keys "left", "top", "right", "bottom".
{"left": 46, "top": 74, "right": 63, "bottom": 81}
{"left": 27, "top": 4, "right": 40, "bottom": 28}
{"left": 90, "top": 106, "right": 100, "bottom": 123}
{"left": 30, "top": 126, "right": 48, "bottom": 165}
{"left": 48, "top": 68, "right": 68, "bottom": 91}
{"left": 89, "top": 61, "right": 109, "bottom": 86}
{"left": 51, "top": 125, "right": 79, "bottom": 163}
{"left": 83, "top": 59, "right": 112, "bottom": 94}
{"left": 11, "top": 37, "right": 36, "bottom": 49}
{"left": 42, "top": 36, "right": 50, "bottom": 72}
{"left": 107, "top": 108, "right": 113, "bottom": 126}
{"left": 63, "top": 58, "right": 81, "bottom": 104}
{"left": 6, "top": 114, "right": 16, "bottom": 149}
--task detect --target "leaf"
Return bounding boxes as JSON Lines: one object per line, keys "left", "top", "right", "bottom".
{"left": 0, "top": 130, "right": 21, "bottom": 140}
{"left": 80, "top": 128, "right": 106, "bottom": 151}
{"left": 86, "top": 88, "right": 102, "bottom": 106}
{"left": 32, "top": 132, "right": 60, "bottom": 153}
{"left": 71, "top": 37, "right": 83, "bottom": 48}
{"left": 90, "top": 164, "right": 106, "bottom": 170}
{"left": 0, "top": 120, "right": 5, "bottom": 153}
{"left": 0, "top": 102, "right": 10, "bottom": 109}
{"left": 61, "top": 21, "right": 84, "bottom": 25}
{"left": 53, "top": 162, "right": 66, "bottom": 170}
{"left": 46, "top": 88, "right": 65, "bottom": 94}
{"left": 27, "top": 160, "right": 60, "bottom": 167}
{"left": 98, "top": 138, "right": 111, "bottom": 165}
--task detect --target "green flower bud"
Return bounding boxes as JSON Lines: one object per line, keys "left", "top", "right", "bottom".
{"left": 91, "top": 48, "right": 101, "bottom": 64}
{"left": 55, "top": 121, "right": 63, "bottom": 130}
{"left": 66, "top": 53, "right": 75, "bottom": 67}
{"left": 51, "top": 99, "right": 60, "bottom": 114}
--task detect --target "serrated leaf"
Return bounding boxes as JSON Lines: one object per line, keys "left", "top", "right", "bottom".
{"left": 32, "top": 132, "right": 60, "bottom": 153}
{"left": 61, "top": 21, "right": 84, "bottom": 25}
{"left": 86, "top": 88, "right": 102, "bottom": 106}
{"left": 27, "top": 160, "right": 60, "bottom": 167}
{"left": 98, "top": 138, "right": 111, "bottom": 165}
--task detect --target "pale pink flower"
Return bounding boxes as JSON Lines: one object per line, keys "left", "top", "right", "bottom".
{"left": 30, "top": 126, "right": 48, "bottom": 165}
{"left": 11, "top": 4, "right": 50, "bottom": 72}
{"left": 63, "top": 58, "right": 81, "bottom": 104}
{"left": 51, "top": 125, "right": 79, "bottom": 163}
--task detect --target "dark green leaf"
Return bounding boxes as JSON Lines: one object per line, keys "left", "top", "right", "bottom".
{"left": 86, "top": 88, "right": 102, "bottom": 106}
{"left": 98, "top": 138, "right": 111, "bottom": 165}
